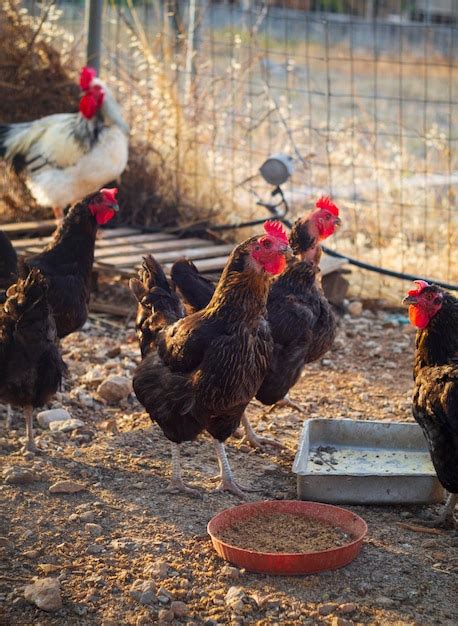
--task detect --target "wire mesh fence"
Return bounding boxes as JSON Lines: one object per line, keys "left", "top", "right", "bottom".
{"left": 18, "top": 1, "right": 458, "bottom": 299}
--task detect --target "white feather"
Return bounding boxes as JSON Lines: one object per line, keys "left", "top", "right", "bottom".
{"left": 28, "top": 126, "right": 128, "bottom": 209}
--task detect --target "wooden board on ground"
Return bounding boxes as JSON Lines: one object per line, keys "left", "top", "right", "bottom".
{"left": 9, "top": 219, "right": 349, "bottom": 309}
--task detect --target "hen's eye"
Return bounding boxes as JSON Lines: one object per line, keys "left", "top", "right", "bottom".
{"left": 263, "top": 240, "right": 272, "bottom": 248}
{"left": 254, "top": 244, "right": 261, "bottom": 251}
{"left": 426, "top": 293, "right": 433, "bottom": 300}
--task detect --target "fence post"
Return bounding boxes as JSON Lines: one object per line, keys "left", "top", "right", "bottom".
{"left": 86, "top": 0, "right": 103, "bottom": 74}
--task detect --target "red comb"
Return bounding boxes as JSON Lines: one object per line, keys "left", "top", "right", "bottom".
{"left": 100, "top": 188, "right": 118, "bottom": 203}
{"left": 263, "top": 220, "right": 288, "bottom": 244}
{"left": 408, "top": 280, "right": 430, "bottom": 297}
{"left": 316, "top": 196, "right": 339, "bottom": 216}
{"left": 80, "top": 66, "right": 97, "bottom": 91}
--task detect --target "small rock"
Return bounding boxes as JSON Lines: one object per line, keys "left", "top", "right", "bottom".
{"left": 221, "top": 564, "right": 240, "bottom": 579}
{"left": 87, "top": 543, "right": 104, "bottom": 555}
{"left": 347, "top": 301, "right": 363, "bottom": 317}
{"left": 49, "top": 480, "right": 85, "bottom": 494}
{"left": 85, "top": 523, "right": 103, "bottom": 537}
{"left": 79, "top": 511, "right": 95, "bottom": 523}
{"left": 318, "top": 602, "right": 339, "bottom": 616}
{"left": 49, "top": 419, "right": 85, "bottom": 433}
{"left": 337, "top": 603, "right": 356, "bottom": 614}
{"left": 130, "top": 580, "right": 157, "bottom": 605}
{"left": 106, "top": 346, "right": 121, "bottom": 358}
{"left": 171, "top": 600, "right": 188, "bottom": 618}
{"left": 263, "top": 464, "right": 278, "bottom": 475}
{"left": 38, "top": 564, "right": 61, "bottom": 575}
{"left": 331, "top": 618, "right": 354, "bottom": 626}
{"left": 145, "top": 560, "right": 169, "bottom": 578}
{"left": 97, "top": 375, "right": 132, "bottom": 403}
{"left": 37, "top": 408, "right": 71, "bottom": 429}
{"left": 4, "top": 467, "right": 36, "bottom": 485}
{"left": 158, "top": 608, "right": 174, "bottom": 623}
{"left": 24, "top": 577, "right": 62, "bottom": 612}
{"left": 376, "top": 596, "right": 396, "bottom": 608}
{"left": 23, "top": 549, "right": 41, "bottom": 558}
{"left": 225, "top": 586, "right": 245, "bottom": 611}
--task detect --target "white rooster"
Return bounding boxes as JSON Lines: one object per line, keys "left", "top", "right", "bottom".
{"left": 0, "top": 67, "right": 129, "bottom": 221}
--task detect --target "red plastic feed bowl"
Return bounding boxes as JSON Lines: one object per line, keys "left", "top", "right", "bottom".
{"left": 207, "top": 500, "right": 367, "bottom": 575}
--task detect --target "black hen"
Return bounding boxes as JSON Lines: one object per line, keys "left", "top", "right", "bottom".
{"left": 0, "top": 230, "right": 18, "bottom": 302}
{"left": 0, "top": 269, "right": 66, "bottom": 453}
{"left": 130, "top": 225, "right": 289, "bottom": 497}
{"left": 21, "top": 188, "right": 118, "bottom": 338}
{"left": 403, "top": 281, "right": 458, "bottom": 528}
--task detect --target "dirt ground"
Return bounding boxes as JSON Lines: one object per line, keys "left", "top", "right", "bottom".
{"left": 1, "top": 287, "right": 457, "bottom": 626}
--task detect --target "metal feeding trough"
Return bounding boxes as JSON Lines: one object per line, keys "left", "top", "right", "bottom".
{"left": 293, "top": 419, "right": 444, "bottom": 505}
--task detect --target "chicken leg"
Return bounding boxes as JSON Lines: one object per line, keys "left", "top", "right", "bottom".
{"left": 416, "top": 493, "right": 457, "bottom": 529}
{"left": 162, "top": 442, "right": 201, "bottom": 498}
{"left": 21, "top": 405, "right": 39, "bottom": 455}
{"left": 213, "top": 439, "right": 260, "bottom": 498}
{"left": 239, "top": 413, "right": 284, "bottom": 450}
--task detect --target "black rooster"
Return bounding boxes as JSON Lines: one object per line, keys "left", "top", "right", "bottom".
{"left": 403, "top": 280, "right": 458, "bottom": 528}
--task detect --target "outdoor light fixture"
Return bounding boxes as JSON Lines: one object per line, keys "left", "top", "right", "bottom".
{"left": 259, "top": 153, "right": 294, "bottom": 186}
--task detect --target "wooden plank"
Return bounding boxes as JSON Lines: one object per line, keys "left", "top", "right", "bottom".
{"left": 1, "top": 219, "right": 56, "bottom": 236}
{"left": 97, "top": 244, "right": 234, "bottom": 268}
{"left": 11, "top": 236, "right": 52, "bottom": 250}
{"left": 96, "top": 232, "right": 177, "bottom": 247}
{"left": 164, "top": 255, "right": 229, "bottom": 273}
{"left": 98, "top": 227, "right": 139, "bottom": 239}
{"left": 94, "top": 237, "right": 216, "bottom": 259}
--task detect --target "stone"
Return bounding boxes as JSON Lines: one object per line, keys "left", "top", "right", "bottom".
{"left": 337, "top": 603, "right": 356, "bottom": 614}
{"left": 79, "top": 511, "right": 95, "bottom": 523}
{"left": 37, "top": 409, "right": 71, "bottom": 429}
{"left": 130, "top": 580, "right": 157, "bottom": 605}
{"left": 347, "top": 301, "right": 363, "bottom": 317}
{"left": 4, "top": 467, "right": 36, "bottom": 485}
{"left": 87, "top": 543, "right": 104, "bottom": 555}
{"left": 225, "top": 586, "right": 245, "bottom": 611}
{"left": 49, "top": 419, "right": 85, "bottom": 432}
{"left": 158, "top": 609, "right": 174, "bottom": 623}
{"left": 24, "top": 577, "right": 62, "bottom": 612}
{"left": 318, "top": 602, "right": 339, "bottom": 616}
{"left": 0, "top": 537, "right": 14, "bottom": 551}
{"left": 171, "top": 600, "right": 188, "bottom": 618}
{"left": 49, "top": 480, "right": 86, "bottom": 494}
{"left": 145, "top": 561, "right": 169, "bottom": 578}
{"left": 97, "top": 375, "right": 132, "bottom": 403}
{"left": 85, "top": 523, "right": 103, "bottom": 537}
{"left": 376, "top": 596, "right": 396, "bottom": 608}
{"left": 331, "top": 618, "right": 354, "bottom": 626}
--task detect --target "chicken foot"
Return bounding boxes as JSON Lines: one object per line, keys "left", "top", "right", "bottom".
{"left": 415, "top": 494, "right": 457, "bottom": 529}
{"left": 162, "top": 442, "right": 202, "bottom": 498}
{"left": 239, "top": 414, "right": 284, "bottom": 450}
{"left": 266, "top": 393, "right": 305, "bottom": 414}
{"left": 21, "top": 406, "right": 39, "bottom": 455}
{"left": 213, "top": 439, "right": 260, "bottom": 498}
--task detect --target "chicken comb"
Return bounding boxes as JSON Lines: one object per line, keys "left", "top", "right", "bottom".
{"left": 80, "top": 66, "right": 97, "bottom": 91}
{"left": 100, "top": 188, "right": 118, "bottom": 203}
{"left": 408, "top": 279, "right": 430, "bottom": 296}
{"left": 316, "top": 196, "right": 339, "bottom": 216}
{"left": 263, "top": 220, "right": 289, "bottom": 244}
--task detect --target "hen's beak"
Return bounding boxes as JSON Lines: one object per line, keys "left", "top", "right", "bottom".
{"left": 402, "top": 294, "right": 418, "bottom": 305}
{"left": 110, "top": 202, "right": 120, "bottom": 212}
{"left": 282, "top": 244, "right": 294, "bottom": 260}
{"left": 334, "top": 217, "right": 342, "bottom": 228}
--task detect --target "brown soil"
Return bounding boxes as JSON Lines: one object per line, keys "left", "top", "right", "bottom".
{"left": 218, "top": 513, "right": 350, "bottom": 553}
{"left": 1, "top": 280, "right": 457, "bottom": 625}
